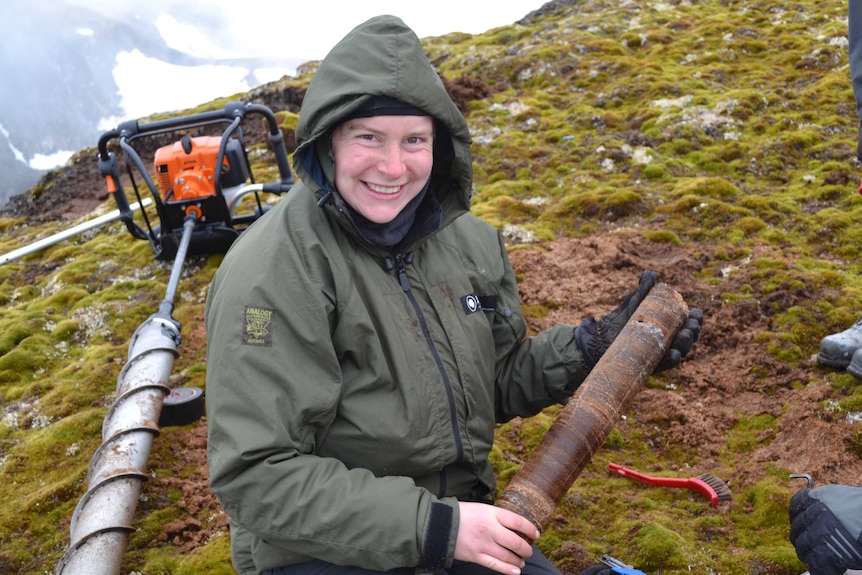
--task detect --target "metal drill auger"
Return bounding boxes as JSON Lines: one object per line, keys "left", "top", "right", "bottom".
{"left": 55, "top": 215, "right": 193, "bottom": 575}
{"left": 54, "top": 101, "right": 294, "bottom": 575}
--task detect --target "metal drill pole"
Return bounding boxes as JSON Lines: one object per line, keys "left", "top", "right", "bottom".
{"left": 0, "top": 198, "right": 152, "bottom": 265}
{"left": 55, "top": 217, "right": 196, "bottom": 575}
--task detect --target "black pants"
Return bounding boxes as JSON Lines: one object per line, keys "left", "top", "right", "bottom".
{"left": 262, "top": 546, "right": 562, "bottom": 575}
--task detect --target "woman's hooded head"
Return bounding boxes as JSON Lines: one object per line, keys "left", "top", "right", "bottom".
{"left": 292, "top": 15, "right": 473, "bottom": 224}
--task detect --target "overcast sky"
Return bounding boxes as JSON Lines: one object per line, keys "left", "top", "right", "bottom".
{"left": 23, "top": 1, "right": 548, "bottom": 170}
{"left": 67, "top": 0, "right": 548, "bottom": 62}
{"left": 70, "top": 0, "right": 548, "bottom": 125}
{"left": 197, "top": 2, "right": 548, "bottom": 62}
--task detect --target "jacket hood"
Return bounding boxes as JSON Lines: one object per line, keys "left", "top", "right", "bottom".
{"left": 292, "top": 15, "right": 473, "bottom": 223}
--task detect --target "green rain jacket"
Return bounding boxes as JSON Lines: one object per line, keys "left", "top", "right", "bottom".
{"left": 205, "top": 14, "right": 591, "bottom": 575}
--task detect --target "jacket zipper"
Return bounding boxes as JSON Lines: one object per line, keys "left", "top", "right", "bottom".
{"left": 387, "top": 253, "right": 464, "bottom": 496}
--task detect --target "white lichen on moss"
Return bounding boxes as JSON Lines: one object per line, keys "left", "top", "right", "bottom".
{"left": 502, "top": 224, "right": 538, "bottom": 243}
{"left": 71, "top": 304, "right": 111, "bottom": 342}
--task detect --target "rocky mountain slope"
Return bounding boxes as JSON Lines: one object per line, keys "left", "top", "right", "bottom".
{"left": 0, "top": 0, "right": 303, "bottom": 208}
{"left": 2, "top": 0, "right": 862, "bottom": 574}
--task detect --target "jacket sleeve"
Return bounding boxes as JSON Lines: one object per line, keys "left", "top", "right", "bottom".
{"left": 488, "top": 232, "right": 592, "bottom": 422}
{"left": 204, "top": 210, "right": 458, "bottom": 571}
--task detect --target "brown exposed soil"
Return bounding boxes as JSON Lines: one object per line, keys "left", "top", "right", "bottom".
{"left": 4, "top": 79, "right": 858, "bottom": 573}
{"left": 134, "top": 229, "right": 860, "bottom": 571}
{"left": 507, "top": 235, "right": 860, "bottom": 491}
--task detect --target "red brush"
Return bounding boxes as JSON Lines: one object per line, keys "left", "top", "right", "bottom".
{"left": 608, "top": 462, "right": 732, "bottom": 507}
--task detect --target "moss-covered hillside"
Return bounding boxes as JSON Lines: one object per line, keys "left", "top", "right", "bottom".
{"left": 2, "top": 0, "right": 862, "bottom": 574}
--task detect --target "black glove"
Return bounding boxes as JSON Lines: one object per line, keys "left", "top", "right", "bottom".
{"left": 574, "top": 271, "right": 702, "bottom": 372}
{"left": 654, "top": 307, "right": 703, "bottom": 373}
{"left": 789, "top": 484, "right": 862, "bottom": 575}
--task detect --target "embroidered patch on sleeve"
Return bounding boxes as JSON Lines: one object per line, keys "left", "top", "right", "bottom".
{"left": 243, "top": 305, "right": 274, "bottom": 347}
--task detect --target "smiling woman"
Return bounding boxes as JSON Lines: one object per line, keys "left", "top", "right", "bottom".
{"left": 331, "top": 102, "right": 435, "bottom": 228}
{"left": 202, "top": 12, "right": 701, "bottom": 575}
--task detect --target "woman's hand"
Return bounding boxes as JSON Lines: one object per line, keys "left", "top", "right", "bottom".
{"left": 455, "top": 502, "right": 540, "bottom": 575}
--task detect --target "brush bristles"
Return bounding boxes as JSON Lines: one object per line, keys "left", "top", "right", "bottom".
{"left": 697, "top": 473, "right": 733, "bottom": 501}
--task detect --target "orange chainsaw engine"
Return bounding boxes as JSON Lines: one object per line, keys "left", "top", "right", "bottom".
{"left": 155, "top": 136, "right": 220, "bottom": 203}
{"left": 153, "top": 135, "right": 248, "bottom": 218}
{"left": 98, "top": 101, "right": 293, "bottom": 260}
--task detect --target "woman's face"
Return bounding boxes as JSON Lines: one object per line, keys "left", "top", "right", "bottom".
{"left": 331, "top": 114, "right": 435, "bottom": 224}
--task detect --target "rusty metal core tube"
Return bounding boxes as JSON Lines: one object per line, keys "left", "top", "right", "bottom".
{"left": 495, "top": 282, "right": 689, "bottom": 532}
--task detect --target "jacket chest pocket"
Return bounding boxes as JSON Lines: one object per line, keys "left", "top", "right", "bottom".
{"left": 427, "top": 282, "right": 497, "bottom": 418}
